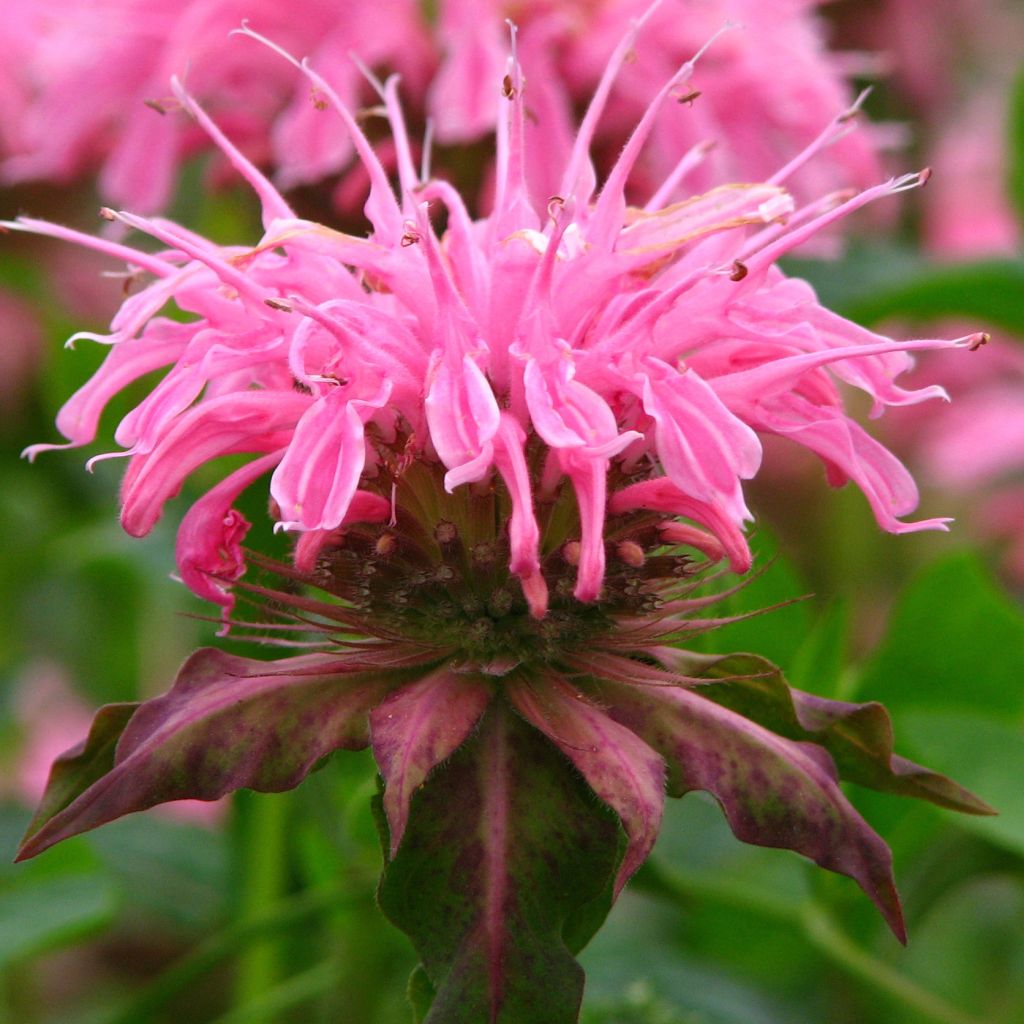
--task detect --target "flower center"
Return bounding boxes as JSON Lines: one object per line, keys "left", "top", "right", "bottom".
{"left": 288, "top": 456, "right": 697, "bottom": 671}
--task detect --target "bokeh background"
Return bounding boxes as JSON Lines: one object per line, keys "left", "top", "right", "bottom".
{"left": 1, "top": 1, "right": 1023, "bottom": 1021}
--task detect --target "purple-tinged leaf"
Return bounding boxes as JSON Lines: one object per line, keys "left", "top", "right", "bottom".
{"left": 371, "top": 669, "right": 494, "bottom": 857}
{"left": 598, "top": 675, "right": 907, "bottom": 941}
{"left": 687, "top": 653, "right": 994, "bottom": 815}
{"left": 22, "top": 703, "right": 139, "bottom": 845}
{"left": 377, "top": 700, "right": 623, "bottom": 1024}
{"left": 507, "top": 674, "right": 664, "bottom": 894}
{"left": 19, "top": 648, "right": 400, "bottom": 860}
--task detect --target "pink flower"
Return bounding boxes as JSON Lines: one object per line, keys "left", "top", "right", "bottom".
{"left": 10, "top": 25, "right": 974, "bottom": 626}
{"left": 431, "top": 0, "right": 884, "bottom": 205}
{"left": 887, "top": 337, "right": 1024, "bottom": 580}
{"left": 1, "top": 0, "right": 879, "bottom": 214}
{"left": 12, "top": 32, "right": 991, "bottom": 1004}
{"left": 835, "top": 0, "right": 1022, "bottom": 259}
{"left": 0, "top": 0, "right": 430, "bottom": 211}
{"left": 0, "top": 288, "right": 44, "bottom": 416}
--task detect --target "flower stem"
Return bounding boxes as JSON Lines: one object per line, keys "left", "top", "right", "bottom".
{"left": 633, "top": 858, "right": 985, "bottom": 1024}
{"left": 232, "top": 791, "right": 292, "bottom": 1014}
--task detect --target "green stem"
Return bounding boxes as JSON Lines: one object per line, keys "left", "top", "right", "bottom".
{"left": 102, "top": 884, "right": 366, "bottom": 1024}
{"left": 232, "top": 792, "right": 292, "bottom": 1013}
{"left": 633, "top": 859, "right": 986, "bottom": 1024}
{"left": 799, "top": 904, "right": 981, "bottom": 1024}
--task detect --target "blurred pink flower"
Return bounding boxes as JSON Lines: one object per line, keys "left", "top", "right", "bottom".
{"left": 887, "top": 337, "right": 1024, "bottom": 579}
{"left": 431, "top": 0, "right": 884, "bottom": 205}
{"left": 8, "top": 25, "right": 971, "bottom": 626}
{"left": 0, "top": 0, "right": 430, "bottom": 211}
{"left": 837, "top": 0, "right": 1022, "bottom": 259}
{"left": 1, "top": 0, "right": 879, "bottom": 213}
{"left": 0, "top": 288, "right": 44, "bottom": 416}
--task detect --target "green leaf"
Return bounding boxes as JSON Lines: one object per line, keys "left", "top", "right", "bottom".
{"left": 21, "top": 702, "right": 139, "bottom": 844}
{"left": 688, "top": 654, "right": 991, "bottom": 815}
{"left": 18, "top": 648, "right": 395, "bottom": 859}
{"left": 1008, "top": 62, "right": 1024, "bottom": 229}
{"left": 898, "top": 711, "right": 1024, "bottom": 858}
{"left": 377, "top": 700, "right": 623, "bottom": 1024}
{"left": 0, "top": 872, "right": 117, "bottom": 966}
{"left": 840, "top": 261, "right": 1024, "bottom": 335}
{"left": 897, "top": 874, "right": 1024, "bottom": 1023}
{"left": 786, "top": 248, "right": 1024, "bottom": 336}
{"left": 856, "top": 551, "right": 1024, "bottom": 716}
{"left": 692, "top": 531, "right": 811, "bottom": 672}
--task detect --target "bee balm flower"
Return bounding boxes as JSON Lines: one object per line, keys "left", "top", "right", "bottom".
{"left": 12, "top": 24, "right": 975, "bottom": 621}
{"left": 11, "top": 28, "right": 991, "bottom": 1018}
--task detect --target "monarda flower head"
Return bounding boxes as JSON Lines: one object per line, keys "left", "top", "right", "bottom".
{"left": 11, "top": 22, "right": 991, "bottom": 1023}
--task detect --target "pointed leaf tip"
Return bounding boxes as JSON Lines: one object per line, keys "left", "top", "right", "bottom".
{"left": 17, "top": 702, "right": 139, "bottom": 860}
{"left": 688, "top": 653, "right": 994, "bottom": 817}
{"left": 19, "top": 648, "right": 394, "bottom": 859}
{"left": 601, "top": 677, "right": 907, "bottom": 939}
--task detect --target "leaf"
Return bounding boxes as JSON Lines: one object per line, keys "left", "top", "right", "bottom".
{"left": 19, "top": 648, "right": 397, "bottom": 859}
{"left": 856, "top": 552, "right": 1024, "bottom": 716}
{"left": 1008, "top": 63, "right": 1024, "bottom": 229}
{"left": 507, "top": 674, "right": 665, "bottom": 894}
{"left": 21, "top": 702, "right": 139, "bottom": 842}
{"left": 408, "top": 965, "right": 437, "bottom": 1023}
{"left": 688, "top": 653, "right": 992, "bottom": 815}
{"left": 377, "top": 700, "right": 624, "bottom": 1024}
{"left": 598, "top": 676, "right": 907, "bottom": 941}
{"left": 786, "top": 247, "right": 1024, "bottom": 336}
{"left": 371, "top": 669, "right": 494, "bottom": 857}
{"left": 690, "top": 531, "right": 811, "bottom": 673}
{"left": 0, "top": 872, "right": 118, "bottom": 966}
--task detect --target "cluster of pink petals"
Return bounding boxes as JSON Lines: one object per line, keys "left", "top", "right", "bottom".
{"left": 0, "top": 0, "right": 879, "bottom": 213}
{"left": 12, "top": 26, "right": 972, "bottom": 620}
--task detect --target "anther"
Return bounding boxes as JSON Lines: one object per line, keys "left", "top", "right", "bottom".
{"left": 265, "top": 297, "right": 293, "bottom": 312}
{"left": 968, "top": 332, "right": 990, "bottom": 351}
{"left": 434, "top": 521, "right": 459, "bottom": 545}
{"left": 98, "top": 208, "right": 117, "bottom": 222}
{"left": 144, "top": 99, "right": 169, "bottom": 115}
{"left": 918, "top": 167, "right": 933, "bottom": 186}
{"left": 616, "top": 540, "right": 645, "bottom": 568}
{"left": 501, "top": 74, "right": 516, "bottom": 99}
{"left": 674, "top": 88, "right": 702, "bottom": 105}
{"left": 729, "top": 259, "right": 748, "bottom": 281}
{"left": 472, "top": 542, "right": 496, "bottom": 565}
{"left": 401, "top": 222, "right": 422, "bottom": 247}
